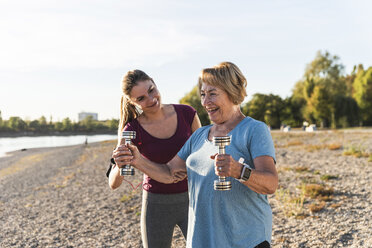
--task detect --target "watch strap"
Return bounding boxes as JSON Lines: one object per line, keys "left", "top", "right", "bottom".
{"left": 106, "top": 157, "right": 116, "bottom": 178}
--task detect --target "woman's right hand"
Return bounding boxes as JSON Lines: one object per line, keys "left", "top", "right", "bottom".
{"left": 112, "top": 144, "right": 141, "bottom": 169}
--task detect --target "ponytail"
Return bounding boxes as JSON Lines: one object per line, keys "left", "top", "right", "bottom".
{"left": 118, "top": 95, "right": 141, "bottom": 135}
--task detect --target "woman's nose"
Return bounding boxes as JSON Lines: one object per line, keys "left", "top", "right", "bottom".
{"left": 146, "top": 94, "right": 156, "bottom": 105}
{"left": 201, "top": 96, "right": 209, "bottom": 106}
{"left": 150, "top": 96, "right": 156, "bottom": 103}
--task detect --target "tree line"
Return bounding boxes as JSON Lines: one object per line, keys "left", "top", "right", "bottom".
{"left": 0, "top": 114, "right": 119, "bottom": 135}
{"left": 180, "top": 51, "right": 372, "bottom": 129}
{"left": 1, "top": 50, "right": 371, "bottom": 135}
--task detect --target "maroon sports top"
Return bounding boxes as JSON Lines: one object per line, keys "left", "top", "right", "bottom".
{"left": 123, "top": 104, "right": 196, "bottom": 194}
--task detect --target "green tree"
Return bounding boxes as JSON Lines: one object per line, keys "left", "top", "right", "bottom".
{"left": 290, "top": 81, "right": 308, "bottom": 124}
{"left": 333, "top": 95, "right": 359, "bottom": 127}
{"left": 304, "top": 51, "right": 346, "bottom": 98}
{"left": 62, "top": 117, "right": 72, "bottom": 131}
{"left": 80, "top": 115, "right": 95, "bottom": 131}
{"left": 242, "top": 93, "right": 284, "bottom": 128}
{"left": 109, "top": 118, "right": 119, "bottom": 131}
{"left": 292, "top": 50, "right": 348, "bottom": 127}
{"left": 8, "top": 117, "right": 27, "bottom": 131}
{"left": 179, "top": 85, "right": 210, "bottom": 126}
{"left": 343, "top": 64, "right": 363, "bottom": 97}
{"left": 280, "top": 96, "right": 304, "bottom": 127}
{"left": 353, "top": 66, "right": 372, "bottom": 125}
{"left": 54, "top": 121, "right": 63, "bottom": 131}
{"left": 308, "top": 85, "right": 332, "bottom": 128}
{"left": 39, "top": 116, "right": 48, "bottom": 132}
{"left": 29, "top": 120, "right": 41, "bottom": 131}
{"left": 242, "top": 93, "right": 268, "bottom": 121}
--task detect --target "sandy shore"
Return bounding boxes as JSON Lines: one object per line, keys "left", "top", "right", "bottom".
{"left": 0, "top": 130, "right": 371, "bottom": 247}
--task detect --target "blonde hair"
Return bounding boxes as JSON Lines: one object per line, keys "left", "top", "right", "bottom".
{"left": 118, "top": 70, "right": 153, "bottom": 133}
{"left": 198, "top": 62, "right": 247, "bottom": 105}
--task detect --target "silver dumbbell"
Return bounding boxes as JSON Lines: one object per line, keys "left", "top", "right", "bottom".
{"left": 120, "top": 131, "right": 136, "bottom": 176}
{"left": 213, "top": 136, "right": 232, "bottom": 191}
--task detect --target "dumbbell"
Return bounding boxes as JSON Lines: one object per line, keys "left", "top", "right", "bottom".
{"left": 120, "top": 131, "right": 136, "bottom": 176}
{"left": 213, "top": 136, "right": 232, "bottom": 191}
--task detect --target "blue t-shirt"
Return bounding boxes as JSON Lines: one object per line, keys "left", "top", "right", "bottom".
{"left": 178, "top": 117, "right": 276, "bottom": 248}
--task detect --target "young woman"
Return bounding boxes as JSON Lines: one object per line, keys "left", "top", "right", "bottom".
{"left": 107, "top": 69, "right": 201, "bottom": 248}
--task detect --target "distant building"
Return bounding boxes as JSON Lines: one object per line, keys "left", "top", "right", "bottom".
{"left": 78, "top": 112, "right": 98, "bottom": 122}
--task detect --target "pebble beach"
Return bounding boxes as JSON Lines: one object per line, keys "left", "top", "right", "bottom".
{"left": 0, "top": 130, "right": 371, "bottom": 247}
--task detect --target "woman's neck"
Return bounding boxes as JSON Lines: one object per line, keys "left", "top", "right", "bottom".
{"left": 211, "top": 108, "right": 245, "bottom": 136}
{"left": 140, "top": 104, "right": 167, "bottom": 123}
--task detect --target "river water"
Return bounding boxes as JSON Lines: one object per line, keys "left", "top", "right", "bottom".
{"left": 0, "top": 134, "right": 117, "bottom": 157}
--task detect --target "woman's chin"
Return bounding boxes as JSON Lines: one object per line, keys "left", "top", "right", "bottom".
{"left": 208, "top": 116, "right": 219, "bottom": 124}
{"left": 208, "top": 111, "right": 220, "bottom": 120}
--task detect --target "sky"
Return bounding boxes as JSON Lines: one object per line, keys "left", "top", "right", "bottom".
{"left": 0, "top": 0, "right": 371, "bottom": 122}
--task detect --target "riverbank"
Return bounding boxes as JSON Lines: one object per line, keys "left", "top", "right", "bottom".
{"left": 0, "top": 130, "right": 116, "bottom": 138}
{"left": 0, "top": 130, "right": 371, "bottom": 247}
{"left": 0, "top": 134, "right": 118, "bottom": 159}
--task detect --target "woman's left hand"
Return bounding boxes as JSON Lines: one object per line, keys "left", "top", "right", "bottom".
{"left": 210, "top": 154, "right": 242, "bottom": 179}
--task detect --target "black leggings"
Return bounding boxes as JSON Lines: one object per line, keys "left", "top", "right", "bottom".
{"left": 255, "top": 240, "right": 271, "bottom": 248}
{"left": 141, "top": 191, "right": 188, "bottom": 248}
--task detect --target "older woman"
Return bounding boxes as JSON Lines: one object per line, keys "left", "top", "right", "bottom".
{"left": 113, "top": 62, "right": 278, "bottom": 248}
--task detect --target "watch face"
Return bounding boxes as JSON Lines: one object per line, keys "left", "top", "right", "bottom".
{"left": 243, "top": 167, "right": 251, "bottom": 181}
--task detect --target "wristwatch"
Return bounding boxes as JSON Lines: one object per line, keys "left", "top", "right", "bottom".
{"left": 240, "top": 164, "right": 252, "bottom": 181}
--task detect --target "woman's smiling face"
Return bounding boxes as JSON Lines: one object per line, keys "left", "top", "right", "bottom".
{"left": 129, "top": 80, "right": 161, "bottom": 112}
{"left": 200, "top": 83, "right": 235, "bottom": 124}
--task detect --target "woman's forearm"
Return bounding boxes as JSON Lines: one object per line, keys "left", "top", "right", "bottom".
{"left": 242, "top": 170, "right": 278, "bottom": 194}
{"left": 239, "top": 156, "right": 278, "bottom": 195}
{"left": 108, "top": 165, "right": 124, "bottom": 190}
{"left": 135, "top": 158, "right": 176, "bottom": 184}
{"left": 115, "top": 144, "right": 187, "bottom": 184}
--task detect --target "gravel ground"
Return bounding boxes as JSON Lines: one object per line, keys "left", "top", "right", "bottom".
{"left": 0, "top": 130, "right": 371, "bottom": 247}
{"left": 270, "top": 130, "right": 372, "bottom": 247}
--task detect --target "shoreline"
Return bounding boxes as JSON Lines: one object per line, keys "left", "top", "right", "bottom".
{"left": 1, "top": 140, "right": 108, "bottom": 158}
{"left": 0, "top": 130, "right": 116, "bottom": 138}
{"left": 0, "top": 134, "right": 117, "bottom": 159}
